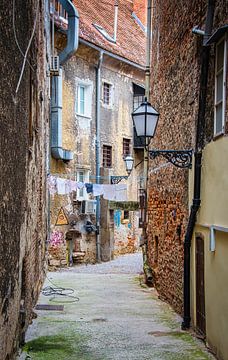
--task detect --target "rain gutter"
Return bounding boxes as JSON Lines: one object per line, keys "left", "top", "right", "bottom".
{"left": 79, "top": 38, "right": 145, "bottom": 71}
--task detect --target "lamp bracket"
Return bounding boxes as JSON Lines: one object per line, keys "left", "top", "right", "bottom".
{"left": 149, "top": 149, "right": 193, "bottom": 169}
{"left": 111, "top": 175, "right": 128, "bottom": 184}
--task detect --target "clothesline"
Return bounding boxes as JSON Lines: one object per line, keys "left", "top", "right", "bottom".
{"left": 47, "top": 175, "right": 128, "bottom": 201}
{"left": 48, "top": 173, "right": 146, "bottom": 180}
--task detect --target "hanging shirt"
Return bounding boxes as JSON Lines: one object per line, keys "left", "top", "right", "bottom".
{"left": 56, "top": 178, "right": 67, "bottom": 195}
{"left": 93, "top": 184, "right": 104, "bottom": 196}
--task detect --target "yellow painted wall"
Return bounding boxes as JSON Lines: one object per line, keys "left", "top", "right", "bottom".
{"left": 191, "top": 136, "right": 228, "bottom": 360}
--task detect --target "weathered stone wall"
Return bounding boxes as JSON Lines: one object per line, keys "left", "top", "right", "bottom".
{"left": 0, "top": 1, "right": 49, "bottom": 358}
{"left": 50, "top": 40, "right": 144, "bottom": 263}
{"left": 148, "top": 0, "right": 227, "bottom": 315}
{"left": 147, "top": 0, "right": 206, "bottom": 314}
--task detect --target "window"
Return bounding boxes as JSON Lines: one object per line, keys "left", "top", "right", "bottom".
{"left": 102, "top": 82, "right": 113, "bottom": 106}
{"left": 103, "top": 145, "right": 112, "bottom": 168}
{"left": 76, "top": 170, "right": 89, "bottom": 200}
{"left": 76, "top": 83, "right": 92, "bottom": 117}
{"left": 123, "top": 210, "right": 129, "bottom": 220}
{"left": 123, "top": 138, "right": 131, "bottom": 157}
{"left": 133, "top": 83, "right": 145, "bottom": 110}
{"left": 133, "top": 83, "right": 145, "bottom": 148}
{"left": 51, "top": 1, "right": 68, "bottom": 20}
{"left": 214, "top": 36, "right": 227, "bottom": 135}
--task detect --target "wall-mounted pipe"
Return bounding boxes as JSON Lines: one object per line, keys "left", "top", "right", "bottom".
{"left": 182, "top": 0, "right": 215, "bottom": 330}
{"left": 95, "top": 51, "right": 103, "bottom": 262}
{"left": 59, "top": 0, "right": 79, "bottom": 65}
{"left": 51, "top": 0, "right": 79, "bottom": 161}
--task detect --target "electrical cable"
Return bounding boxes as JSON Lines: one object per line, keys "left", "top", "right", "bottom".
{"left": 14, "top": 1, "right": 39, "bottom": 95}
{"left": 12, "top": 0, "right": 34, "bottom": 71}
{"left": 42, "top": 275, "right": 80, "bottom": 303}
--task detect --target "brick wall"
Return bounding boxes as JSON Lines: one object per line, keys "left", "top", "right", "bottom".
{"left": 148, "top": 0, "right": 227, "bottom": 315}
{"left": 0, "top": 1, "right": 50, "bottom": 358}
{"left": 147, "top": 0, "right": 206, "bottom": 314}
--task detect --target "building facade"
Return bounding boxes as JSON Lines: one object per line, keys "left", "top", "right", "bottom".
{"left": 148, "top": 0, "right": 227, "bottom": 358}
{"left": 49, "top": 0, "right": 146, "bottom": 266}
{"left": 0, "top": 1, "right": 50, "bottom": 359}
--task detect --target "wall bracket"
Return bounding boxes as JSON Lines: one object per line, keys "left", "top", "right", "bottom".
{"left": 149, "top": 150, "right": 193, "bottom": 169}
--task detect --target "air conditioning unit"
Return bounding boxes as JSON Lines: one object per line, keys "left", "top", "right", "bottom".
{"left": 50, "top": 55, "right": 60, "bottom": 75}
{"left": 81, "top": 200, "right": 97, "bottom": 215}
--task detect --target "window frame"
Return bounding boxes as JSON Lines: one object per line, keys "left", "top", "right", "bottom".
{"left": 76, "top": 170, "right": 89, "bottom": 201}
{"left": 214, "top": 35, "right": 227, "bottom": 136}
{"left": 76, "top": 82, "right": 92, "bottom": 118}
{"left": 123, "top": 138, "right": 131, "bottom": 157}
{"left": 103, "top": 145, "right": 112, "bottom": 168}
{"left": 102, "top": 80, "right": 113, "bottom": 108}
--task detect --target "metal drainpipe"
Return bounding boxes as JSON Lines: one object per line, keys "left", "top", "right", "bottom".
{"left": 95, "top": 51, "right": 103, "bottom": 262}
{"left": 181, "top": 0, "right": 215, "bottom": 330}
{"left": 51, "top": 0, "right": 79, "bottom": 161}
{"left": 142, "top": 0, "right": 153, "bottom": 284}
{"left": 145, "top": 0, "right": 152, "bottom": 100}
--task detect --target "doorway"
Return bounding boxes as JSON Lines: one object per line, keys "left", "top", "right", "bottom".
{"left": 196, "top": 235, "right": 206, "bottom": 336}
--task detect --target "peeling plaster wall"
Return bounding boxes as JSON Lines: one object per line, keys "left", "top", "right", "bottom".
{"left": 0, "top": 1, "right": 50, "bottom": 358}
{"left": 50, "top": 41, "right": 144, "bottom": 263}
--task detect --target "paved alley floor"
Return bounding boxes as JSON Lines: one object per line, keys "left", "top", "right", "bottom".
{"left": 20, "top": 253, "right": 214, "bottom": 360}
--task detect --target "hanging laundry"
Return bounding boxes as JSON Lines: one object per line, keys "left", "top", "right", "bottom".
{"left": 85, "top": 183, "right": 93, "bottom": 194}
{"left": 56, "top": 178, "right": 68, "bottom": 195}
{"left": 93, "top": 184, "right": 104, "bottom": 196}
{"left": 103, "top": 184, "right": 116, "bottom": 200}
{"left": 69, "top": 180, "right": 78, "bottom": 192}
{"left": 77, "top": 182, "right": 84, "bottom": 189}
{"left": 115, "top": 184, "right": 127, "bottom": 201}
{"left": 47, "top": 175, "right": 57, "bottom": 195}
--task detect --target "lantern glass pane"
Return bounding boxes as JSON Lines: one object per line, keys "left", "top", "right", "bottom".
{"left": 125, "top": 156, "right": 134, "bottom": 172}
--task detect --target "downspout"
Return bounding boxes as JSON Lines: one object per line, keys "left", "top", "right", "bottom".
{"left": 95, "top": 51, "right": 103, "bottom": 262}
{"left": 143, "top": 0, "right": 153, "bottom": 284}
{"left": 51, "top": 0, "right": 79, "bottom": 161}
{"left": 145, "top": 0, "right": 152, "bottom": 100}
{"left": 182, "top": 0, "right": 215, "bottom": 330}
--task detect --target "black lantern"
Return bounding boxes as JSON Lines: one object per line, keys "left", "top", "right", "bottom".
{"left": 132, "top": 98, "right": 159, "bottom": 138}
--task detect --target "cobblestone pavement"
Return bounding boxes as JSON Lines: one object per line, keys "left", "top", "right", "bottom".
{"left": 67, "top": 252, "right": 144, "bottom": 274}
{"left": 20, "top": 253, "right": 214, "bottom": 360}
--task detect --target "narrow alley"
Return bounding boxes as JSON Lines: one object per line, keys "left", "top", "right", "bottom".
{"left": 20, "top": 253, "right": 214, "bottom": 360}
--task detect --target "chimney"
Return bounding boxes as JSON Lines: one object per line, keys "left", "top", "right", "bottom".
{"left": 133, "top": 0, "right": 147, "bottom": 26}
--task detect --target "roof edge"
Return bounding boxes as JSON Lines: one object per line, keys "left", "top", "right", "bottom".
{"left": 79, "top": 38, "right": 146, "bottom": 70}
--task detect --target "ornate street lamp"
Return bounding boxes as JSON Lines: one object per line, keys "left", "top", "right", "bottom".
{"left": 111, "top": 155, "right": 134, "bottom": 184}
{"left": 132, "top": 98, "right": 192, "bottom": 169}
{"left": 132, "top": 98, "right": 159, "bottom": 138}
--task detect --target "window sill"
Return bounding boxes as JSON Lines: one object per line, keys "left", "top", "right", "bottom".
{"left": 101, "top": 102, "right": 113, "bottom": 110}
{"left": 213, "top": 131, "right": 224, "bottom": 141}
{"left": 76, "top": 113, "right": 91, "bottom": 120}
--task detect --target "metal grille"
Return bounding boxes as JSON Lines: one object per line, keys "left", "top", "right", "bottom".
{"left": 123, "top": 138, "right": 130, "bottom": 156}
{"left": 103, "top": 145, "right": 112, "bottom": 168}
{"left": 103, "top": 82, "right": 111, "bottom": 105}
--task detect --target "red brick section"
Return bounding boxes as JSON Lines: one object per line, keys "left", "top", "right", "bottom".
{"left": 147, "top": 0, "right": 205, "bottom": 315}
{"left": 133, "top": 0, "right": 147, "bottom": 26}
{"left": 148, "top": 0, "right": 227, "bottom": 315}
{"left": 73, "top": 0, "right": 146, "bottom": 66}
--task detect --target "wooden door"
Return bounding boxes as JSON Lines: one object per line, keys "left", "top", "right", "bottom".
{"left": 196, "top": 236, "right": 206, "bottom": 336}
